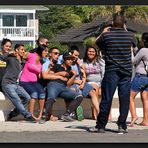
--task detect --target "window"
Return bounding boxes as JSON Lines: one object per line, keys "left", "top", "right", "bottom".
{"left": 2, "top": 15, "right": 27, "bottom": 27}
{"left": 3, "top": 15, "right": 14, "bottom": 26}
{"left": 16, "top": 15, "right": 27, "bottom": 26}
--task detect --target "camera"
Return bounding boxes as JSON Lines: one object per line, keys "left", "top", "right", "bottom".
{"left": 95, "top": 21, "right": 112, "bottom": 37}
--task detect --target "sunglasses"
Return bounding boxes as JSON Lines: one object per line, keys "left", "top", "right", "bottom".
{"left": 52, "top": 52, "right": 60, "bottom": 55}
{"left": 65, "top": 58, "right": 74, "bottom": 61}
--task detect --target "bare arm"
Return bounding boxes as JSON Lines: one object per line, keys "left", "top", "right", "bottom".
{"left": 67, "top": 70, "right": 77, "bottom": 87}
{"left": 79, "top": 67, "right": 87, "bottom": 89}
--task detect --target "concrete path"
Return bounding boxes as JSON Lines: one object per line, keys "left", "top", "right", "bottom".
{"left": 0, "top": 118, "right": 147, "bottom": 132}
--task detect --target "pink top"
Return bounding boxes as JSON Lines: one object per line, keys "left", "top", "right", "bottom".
{"left": 20, "top": 53, "right": 42, "bottom": 82}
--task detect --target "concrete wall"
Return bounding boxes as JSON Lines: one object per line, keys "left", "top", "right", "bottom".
{"left": 0, "top": 90, "right": 142, "bottom": 122}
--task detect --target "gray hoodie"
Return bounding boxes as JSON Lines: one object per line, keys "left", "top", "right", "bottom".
{"left": 132, "top": 47, "right": 148, "bottom": 75}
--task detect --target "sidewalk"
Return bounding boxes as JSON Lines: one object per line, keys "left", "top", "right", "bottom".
{"left": 0, "top": 117, "right": 148, "bottom": 132}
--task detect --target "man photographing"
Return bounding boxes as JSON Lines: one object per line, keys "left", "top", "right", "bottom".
{"left": 89, "top": 13, "right": 137, "bottom": 134}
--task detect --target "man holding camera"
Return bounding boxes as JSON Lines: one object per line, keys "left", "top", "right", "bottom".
{"left": 88, "top": 13, "right": 137, "bottom": 134}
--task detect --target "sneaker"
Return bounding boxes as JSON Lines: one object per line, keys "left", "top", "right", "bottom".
{"left": 61, "top": 114, "right": 75, "bottom": 122}
{"left": 88, "top": 126, "right": 105, "bottom": 133}
{"left": 75, "top": 105, "right": 84, "bottom": 121}
{"left": 7, "top": 109, "right": 19, "bottom": 121}
{"left": 25, "top": 116, "right": 36, "bottom": 123}
{"left": 118, "top": 126, "right": 128, "bottom": 134}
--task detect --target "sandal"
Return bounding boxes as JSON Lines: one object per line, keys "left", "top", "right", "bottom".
{"left": 75, "top": 105, "right": 84, "bottom": 121}
{"left": 49, "top": 115, "right": 58, "bottom": 121}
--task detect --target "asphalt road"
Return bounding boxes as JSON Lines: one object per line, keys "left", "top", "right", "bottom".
{"left": 0, "top": 130, "right": 148, "bottom": 143}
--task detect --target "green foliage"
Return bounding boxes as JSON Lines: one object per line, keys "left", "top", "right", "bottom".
{"left": 48, "top": 42, "right": 68, "bottom": 54}
{"left": 37, "top": 5, "right": 83, "bottom": 40}
{"left": 38, "top": 5, "right": 148, "bottom": 45}
{"left": 123, "top": 6, "right": 148, "bottom": 22}
{"left": 24, "top": 44, "right": 34, "bottom": 51}
{"left": 135, "top": 33, "right": 142, "bottom": 48}
{"left": 83, "top": 37, "right": 96, "bottom": 47}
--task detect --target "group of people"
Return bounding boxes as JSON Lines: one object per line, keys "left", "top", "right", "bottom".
{"left": 0, "top": 13, "right": 148, "bottom": 134}
{"left": 0, "top": 34, "right": 107, "bottom": 124}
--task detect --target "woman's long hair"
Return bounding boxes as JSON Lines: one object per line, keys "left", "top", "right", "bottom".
{"left": 36, "top": 44, "right": 48, "bottom": 57}
{"left": 83, "top": 46, "right": 100, "bottom": 64}
{"left": 142, "top": 32, "right": 148, "bottom": 48}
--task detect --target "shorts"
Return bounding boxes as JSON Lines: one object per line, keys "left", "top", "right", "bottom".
{"left": 131, "top": 73, "right": 148, "bottom": 92}
{"left": 19, "top": 81, "right": 46, "bottom": 99}
{"left": 70, "top": 82, "right": 93, "bottom": 97}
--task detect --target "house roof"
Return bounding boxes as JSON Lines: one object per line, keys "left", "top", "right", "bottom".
{"left": 53, "top": 17, "right": 148, "bottom": 43}
{"left": 0, "top": 5, "right": 49, "bottom": 11}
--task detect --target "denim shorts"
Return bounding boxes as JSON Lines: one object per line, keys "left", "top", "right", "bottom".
{"left": 131, "top": 73, "right": 148, "bottom": 92}
{"left": 69, "top": 82, "right": 93, "bottom": 97}
{"left": 19, "top": 81, "right": 46, "bottom": 99}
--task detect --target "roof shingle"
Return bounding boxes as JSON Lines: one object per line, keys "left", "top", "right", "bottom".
{"left": 53, "top": 17, "right": 148, "bottom": 43}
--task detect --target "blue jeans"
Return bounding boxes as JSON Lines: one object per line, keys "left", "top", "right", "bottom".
{"left": 2, "top": 84, "right": 32, "bottom": 118}
{"left": 46, "top": 81, "right": 81, "bottom": 101}
{"left": 96, "top": 71, "right": 131, "bottom": 129}
{"left": 44, "top": 81, "right": 82, "bottom": 117}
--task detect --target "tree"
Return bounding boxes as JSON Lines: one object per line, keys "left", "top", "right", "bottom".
{"left": 37, "top": 5, "right": 148, "bottom": 42}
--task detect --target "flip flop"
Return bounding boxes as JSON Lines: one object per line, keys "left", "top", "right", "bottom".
{"left": 75, "top": 105, "right": 84, "bottom": 121}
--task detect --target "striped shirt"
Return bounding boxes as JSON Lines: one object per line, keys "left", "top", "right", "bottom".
{"left": 96, "top": 28, "right": 137, "bottom": 76}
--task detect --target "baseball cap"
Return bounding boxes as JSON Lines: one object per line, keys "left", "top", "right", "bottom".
{"left": 63, "top": 51, "right": 74, "bottom": 59}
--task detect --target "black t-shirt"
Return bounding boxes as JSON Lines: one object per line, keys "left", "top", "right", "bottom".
{"left": 0, "top": 53, "right": 9, "bottom": 91}
{"left": 50, "top": 64, "right": 73, "bottom": 85}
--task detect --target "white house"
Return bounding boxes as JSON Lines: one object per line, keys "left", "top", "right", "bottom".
{"left": 0, "top": 5, "right": 49, "bottom": 48}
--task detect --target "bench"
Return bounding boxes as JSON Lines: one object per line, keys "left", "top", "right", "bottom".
{"left": 0, "top": 91, "right": 143, "bottom": 121}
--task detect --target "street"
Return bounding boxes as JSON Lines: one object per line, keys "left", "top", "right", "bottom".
{"left": 0, "top": 130, "right": 148, "bottom": 143}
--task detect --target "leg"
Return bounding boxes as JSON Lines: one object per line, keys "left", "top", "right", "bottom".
{"left": 65, "top": 96, "right": 83, "bottom": 114}
{"left": 60, "top": 88, "right": 83, "bottom": 121}
{"left": 129, "top": 90, "right": 139, "bottom": 126}
{"left": 118, "top": 74, "right": 131, "bottom": 129}
{"left": 96, "top": 71, "right": 118, "bottom": 129}
{"left": 31, "top": 82, "right": 46, "bottom": 121}
{"left": 17, "top": 85, "right": 31, "bottom": 111}
{"left": 2, "top": 84, "right": 31, "bottom": 118}
{"left": 90, "top": 84, "right": 101, "bottom": 120}
{"left": 108, "top": 108, "right": 112, "bottom": 121}
{"left": 61, "top": 95, "right": 83, "bottom": 122}
{"left": 36, "top": 99, "right": 45, "bottom": 121}
{"left": 43, "top": 99, "right": 55, "bottom": 120}
{"left": 140, "top": 91, "right": 148, "bottom": 126}
{"left": 28, "top": 98, "right": 37, "bottom": 120}
{"left": 43, "top": 82, "right": 61, "bottom": 120}
{"left": 89, "top": 89, "right": 99, "bottom": 120}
